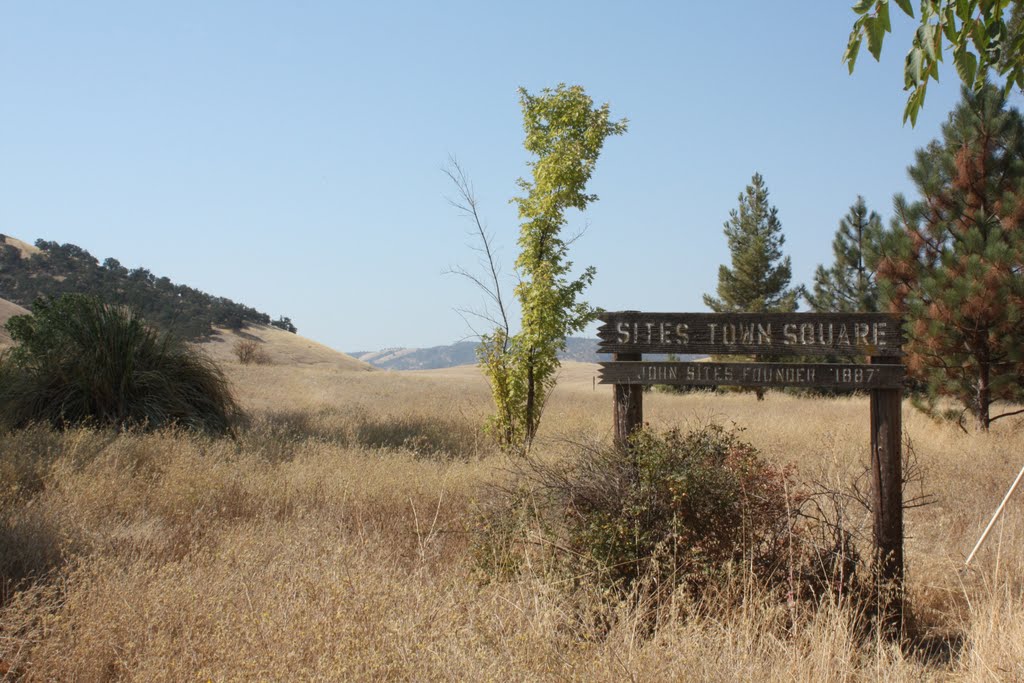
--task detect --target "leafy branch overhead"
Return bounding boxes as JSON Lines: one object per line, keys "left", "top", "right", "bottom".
{"left": 846, "top": 0, "right": 1024, "bottom": 125}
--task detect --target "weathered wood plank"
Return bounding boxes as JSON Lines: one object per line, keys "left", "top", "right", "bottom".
{"left": 597, "top": 311, "right": 904, "bottom": 357}
{"left": 599, "top": 361, "right": 904, "bottom": 389}
{"left": 869, "top": 355, "right": 904, "bottom": 631}
{"left": 613, "top": 352, "right": 643, "bottom": 449}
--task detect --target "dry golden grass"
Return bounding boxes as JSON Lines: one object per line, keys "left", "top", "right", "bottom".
{"left": 0, "top": 297, "right": 29, "bottom": 350}
{"left": 1, "top": 358, "right": 1023, "bottom": 680}
{"left": 0, "top": 237, "right": 41, "bottom": 260}
{"left": 197, "top": 324, "right": 375, "bottom": 372}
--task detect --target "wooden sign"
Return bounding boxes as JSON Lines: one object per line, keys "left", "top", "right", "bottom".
{"left": 599, "top": 361, "right": 904, "bottom": 389}
{"left": 598, "top": 311, "right": 904, "bottom": 357}
{"left": 602, "top": 309, "right": 907, "bottom": 624}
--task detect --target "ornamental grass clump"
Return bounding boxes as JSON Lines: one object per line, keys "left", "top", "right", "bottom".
{"left": 0, "top": 294, "right": 239, "bottom": 435}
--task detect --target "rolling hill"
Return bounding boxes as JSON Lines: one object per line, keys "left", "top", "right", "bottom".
{"left": 351, "top": 337, "right": 704, "bottom": 370}
{"left": 0, "top": 233, "right": 370, "bottom": 371}
{"left": 0, "top": 293, "right": 370, "bottom": 370}
{"left": 0, "top": 297, "right": 30, "bottom": 349}
{"left": 0, "top": 235, "right": 290, "bottom": 339}
{"left": 2, "top": 235, "right": 42, "bottom": 259}
{"left": 349, "top": 337, "right": 601, "bottom": 370}
{"left": 198, "top": 324, "right": 374, "bottom": 372}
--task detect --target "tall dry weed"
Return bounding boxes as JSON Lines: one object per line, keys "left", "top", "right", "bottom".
{"left": 0, "top": 366, "right": 1021, "bottom": 679}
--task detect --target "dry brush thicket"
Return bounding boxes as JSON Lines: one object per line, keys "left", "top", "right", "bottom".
{"left": 1, "top": 362, "right": 1023, "bottom": 680}
{"left": 232, "top": 339, "right": 271, "bottom": 366}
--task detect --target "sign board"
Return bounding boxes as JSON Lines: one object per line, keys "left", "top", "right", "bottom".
{"left": 600, "top": 309, "right": 906, "bottom": 621}
{"left": 599, "top": 361, "right": 904, "bottom": 389}
{"left": 598, "top": 311, "right": 904, "bottom": 357}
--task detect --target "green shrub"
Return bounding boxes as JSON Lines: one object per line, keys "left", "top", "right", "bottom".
{"left": 561, "top": 425, "right": 797, "bottom": 594}
{"left": 475, "top": 424, "right": 815, "bottom": 602}
{"left": 0, "top": 295, "right": 240, "bottom": 435}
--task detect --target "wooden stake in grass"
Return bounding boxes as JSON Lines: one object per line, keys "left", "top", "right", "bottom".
{"left": 964, "top": 460, "right": 1024, "bottom": 569}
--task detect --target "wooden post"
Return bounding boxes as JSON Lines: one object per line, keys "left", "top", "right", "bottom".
{"left": 613, "top": 352, "right": 643, "bottom": 449}
{"left": 869, "top": 354, "right": 904, "bottom": 633}
{"left": 598, "top": 311, "right": 907, "bottom": 630}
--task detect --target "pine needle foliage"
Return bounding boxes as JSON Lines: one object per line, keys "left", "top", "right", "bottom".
{"left": 807, "top": 197, "right": 886, "bottom": 313}
{"left": 704, "top": 173, "right": 799, "bottom": 314}
{"left": 0, "top": 294, "right": 239, "bottom": 434}
{"left": 703, "top": 173, "right": 799, "bottom": 399}
{"left": 876, "top": 84, "right": 1024, "bottom": 431}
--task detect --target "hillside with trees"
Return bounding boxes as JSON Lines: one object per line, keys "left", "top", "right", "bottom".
{"left": 0, "top": 236, "right": 293, "bottom": 340}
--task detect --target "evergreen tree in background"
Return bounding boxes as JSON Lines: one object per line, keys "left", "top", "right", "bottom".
{"left": 271, "top": 316, "right": 297, "bottom": 334}
{"left": 704, "top": 173, "right": 799, "bottom": 314}
{"left": 876, "top": 84, "right": 1024, "bottom": 431}
{"left": 704, "top": 173, "right": 798, "bottom": 400}
{"left": 806, "top": 197, "right": 885, "bottom": 313}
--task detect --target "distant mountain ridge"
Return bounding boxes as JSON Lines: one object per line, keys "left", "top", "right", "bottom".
{"left": 350, "top": 337, "right": 704, "bottom": 370}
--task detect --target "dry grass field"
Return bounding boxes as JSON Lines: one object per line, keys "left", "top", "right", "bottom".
{"left": 197, "top": 326, "right": 376, "bottom": 372}
{"left": 1, "top": 355, "right": 1023, "bottom": 680}
{"left": 0, "top": 299, "right": 29, "bottom": 350}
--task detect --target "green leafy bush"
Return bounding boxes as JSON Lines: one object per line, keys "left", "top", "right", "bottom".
{"left": 561, "top": 425, "right": 797, "bottom": 593}
{"left": 0, "top": 295, "right": 239, "bottom": 435}
{"left": 475, "top": 424, "right": 827, "bottom": 603}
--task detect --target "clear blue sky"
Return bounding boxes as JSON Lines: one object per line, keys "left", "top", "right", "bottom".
{"left": 0, "top": 2, "right": 987, "bottom": 350}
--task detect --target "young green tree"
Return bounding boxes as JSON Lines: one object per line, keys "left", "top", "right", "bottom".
{"left": 875, "top": 84, "right": 1024, "bottom": 431}
{"left": 454, "top": 85, "right": 626, "bottom": 452}
{"left": 806, "top": 196, "right": 886, "bottom": 313}
{"left": 704, "top": 173, "right": 799, "bottom": 400}
{"left": 845, "top": 1, "right": 1024, "bottom": 124}
{"left": 704, "top": 173, "right": 800, "bottom": 314}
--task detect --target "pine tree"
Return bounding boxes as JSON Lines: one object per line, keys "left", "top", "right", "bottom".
{"left": 806, "top": 197, "right": 885, "bottom": 313}
{"left": 704, "top": 173, "right": 799, "bottom": 399}
{"left": 876, "top": 84, "right": 1024, "bottom": 431}
{"left": 704, "top": 173, "right": 799, "bottom": 313}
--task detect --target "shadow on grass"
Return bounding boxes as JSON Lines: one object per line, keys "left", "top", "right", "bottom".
{"left": 243, "top": 407, "right": 492, "bottom": 460}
